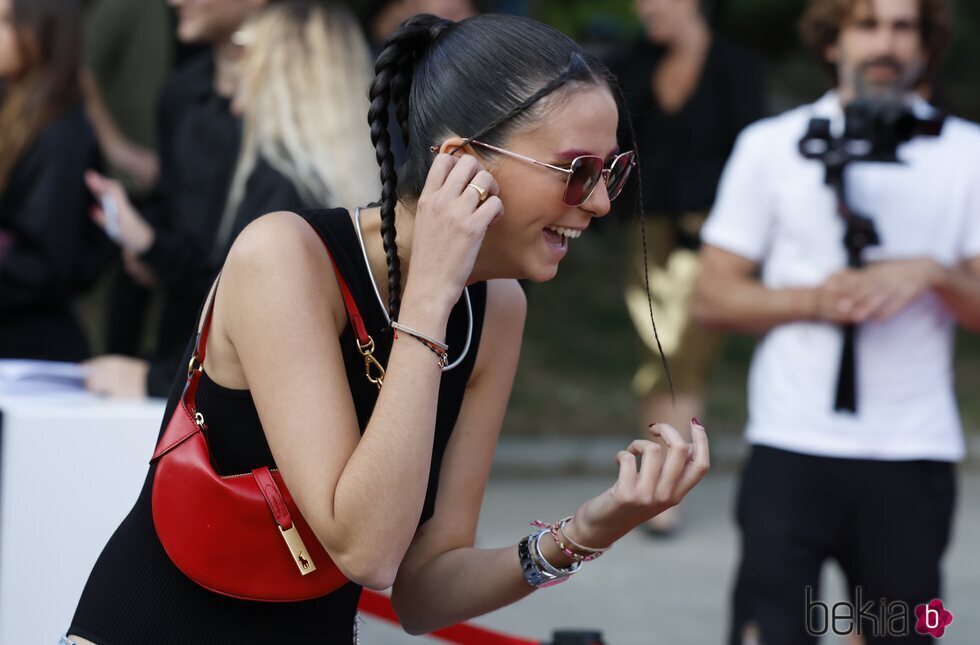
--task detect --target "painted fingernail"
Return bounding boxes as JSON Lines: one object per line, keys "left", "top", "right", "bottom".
{"left": 692, "top": 417, "right": 702, "bottom": 427}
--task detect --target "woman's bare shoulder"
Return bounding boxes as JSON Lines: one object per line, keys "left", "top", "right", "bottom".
{"left": 209, "top": 211, "right": 348, "bottom": 381}
{"left": 224, "top": 211, "right": 325, "bottom": 271}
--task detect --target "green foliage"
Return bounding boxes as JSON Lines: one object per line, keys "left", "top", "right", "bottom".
{"left": 533, "top": 0, "right": 639, "bottom": 40}
{"left": 531, "top": 0, "right": 979, "bottom": 117}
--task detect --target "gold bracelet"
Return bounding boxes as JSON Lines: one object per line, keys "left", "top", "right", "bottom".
{"left": 558, "top": 518, "right": 608, "bottom": 554}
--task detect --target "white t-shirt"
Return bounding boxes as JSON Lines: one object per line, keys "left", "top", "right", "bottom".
{"left": 702, "top": 91, "right": 980, "bottom": 462}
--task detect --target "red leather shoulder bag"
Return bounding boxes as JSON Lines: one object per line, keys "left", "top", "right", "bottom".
{"left": 149, "top": 229, "right": 384, "bottom": 602}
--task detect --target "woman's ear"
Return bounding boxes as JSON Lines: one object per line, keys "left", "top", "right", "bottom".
{"left": 433, "top": 136, "right": 498, "bottom": 171}
{"left": 435, "top": 136, "right": 473, "bottom": 156}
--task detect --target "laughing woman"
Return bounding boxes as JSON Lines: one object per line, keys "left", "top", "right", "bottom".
{"left": 67, "top": 12, "right": 709, "bottom": 644}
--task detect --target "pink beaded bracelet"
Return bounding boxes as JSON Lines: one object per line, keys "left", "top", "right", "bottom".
{"left": 530, "top": 517, "right": 608, "bottom": 563}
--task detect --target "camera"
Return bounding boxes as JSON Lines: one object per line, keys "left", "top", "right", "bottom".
{"left": 799, "top": 99, "right": 944, "bottom": 166}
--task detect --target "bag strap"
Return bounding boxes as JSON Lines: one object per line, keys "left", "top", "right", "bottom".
{"left": 153, "top": 217, "right": 385, "bottom": 464}
{"left": 186, "top": 218, "right": 383, "bottom": 397}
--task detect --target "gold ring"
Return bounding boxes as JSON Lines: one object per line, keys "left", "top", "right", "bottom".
{"left": 467, "top": 182, "right": 489, "bottom": 203}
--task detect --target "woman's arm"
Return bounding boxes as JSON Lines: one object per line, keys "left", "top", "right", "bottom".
{"left": 390, "top": 278, "right": 530, "bottom": 632}
{"left": 691, "top": 245, "right": 816, "bottom": 333}
{"left": 390, "top": 281, "right": 710, "bottom": 635}
{"left": 216, "top": 154, "right": 503, "bottom": 589}
{"left": 220, "top": 213, "right": 450, "bottom": 589}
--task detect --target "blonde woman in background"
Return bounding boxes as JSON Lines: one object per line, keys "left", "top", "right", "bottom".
{"left": 82, "top": 0, "right": 379, "bottom": 399}
{"left": 216, "top": 0, "right": 381, "bottom": 263}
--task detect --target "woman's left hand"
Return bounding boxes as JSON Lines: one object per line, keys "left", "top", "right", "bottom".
{"left": 83, "top": 355, "right": 150, "bottom": 398}
{"left": 84, "top": 170, "right": 156, "bottom": 254}
{"left": 568, "top": 419, "right": 710, "bottom": 549}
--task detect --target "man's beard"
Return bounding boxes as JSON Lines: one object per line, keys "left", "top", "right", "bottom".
{"left": 852, "top": 56, "right": 925, "bottom": 100}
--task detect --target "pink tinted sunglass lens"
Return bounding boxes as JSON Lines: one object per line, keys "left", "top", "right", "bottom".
{"left": 564, "top": 156, "right": 604, "bottom": 206}
{"left": 606, "top": 153, "right": 634, "bottom": 200}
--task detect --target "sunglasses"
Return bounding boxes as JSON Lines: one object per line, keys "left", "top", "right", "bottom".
{"left": 434, "top": 141, "right": 637, "bottom": 207}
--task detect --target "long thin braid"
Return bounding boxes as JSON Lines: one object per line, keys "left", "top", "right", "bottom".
{"left": 368, "top": 16, "right": 454, "bottom": 321}
{"left": 390, "top": 50, "right": 413, "bottom": 147}
{"left": 608, "top": 76, "right": 675, "bottom": 402}
{"left": 368, "top": 46, "right": 403, "bottom": 320}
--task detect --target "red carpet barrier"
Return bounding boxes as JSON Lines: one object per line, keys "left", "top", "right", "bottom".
{"left": 358, "top": 589, "right": 541, "bottom": 644}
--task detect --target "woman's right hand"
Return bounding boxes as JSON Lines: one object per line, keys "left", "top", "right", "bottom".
{"left": 84, "top": 170, "right": 156, "bottom": 254}
{"left": 402, "top": 152, "right": 503, "bottom": 313}
{"left": 566, "top": 419, "right": 710, "bottom": 550}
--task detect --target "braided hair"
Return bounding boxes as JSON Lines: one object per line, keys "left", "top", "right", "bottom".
{"left": 366, "top": 13, "right": 672, "bottom": 395}
{"left": 367, "top": 16, "right": 448, "bottom": 320}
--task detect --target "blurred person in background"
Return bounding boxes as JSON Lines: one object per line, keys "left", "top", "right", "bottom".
{"left": 82, "top": 0, "right": 173, "bottom": 195}
{"left": 83, "top": 0, "right": 380, "bottom": 399}
{"left": 81, "top": 0, "right": 277, "bottom": 397}
{"left": 364, "top": 0, "right": 478, "bottom": 46}
{"left": 82, "top": 0, "right": 174, "bottom": 356}
{"left": 361, "top": 0, "right": 479, "bottom": 168}
{"left": 613, "top": 0, "right": 765, "bottom": 536}
{"left": 0, "top": 0, "right": 109, "bottom": 361}
{"left": 693, "top": 0, "right": 980, "bottom": 642}
{"left": 215, "top": 0, "right": 379, "bottom": 263}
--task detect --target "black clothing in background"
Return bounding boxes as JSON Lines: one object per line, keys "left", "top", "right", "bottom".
{"left": 108, "top": 54, "right": 305, "bottom": 396}
{"left": 0, "top": 105, "right": 109, "bottom": 361}
{"left": 613, "top": 35, "right": 766, "bottom": 217}
{"left": 729, "top": 445, "right": 954, "bottom": 645}
{"left": 70, "top": 208, "right": 488, "bottom": 643}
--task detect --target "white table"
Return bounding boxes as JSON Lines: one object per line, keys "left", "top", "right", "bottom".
{"left": 0, "top": 393, "right": 165, "bottom": 645}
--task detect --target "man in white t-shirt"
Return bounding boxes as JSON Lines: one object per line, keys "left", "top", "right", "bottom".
{"left": 694, "top": 0, "right": 980, "bottom": 642}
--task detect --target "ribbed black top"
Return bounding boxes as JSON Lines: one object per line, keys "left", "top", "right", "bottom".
{"left": 70, "top": 209, "right": 487, "bottom": 644}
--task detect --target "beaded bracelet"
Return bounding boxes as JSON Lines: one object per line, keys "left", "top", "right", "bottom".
{"left": 531, "top": 517, "right": 608, "bottom": 563}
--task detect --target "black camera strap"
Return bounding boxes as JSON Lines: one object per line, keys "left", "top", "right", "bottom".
{"left": 799, "top": 101, "right": 943, "bottom": 414}
{"left": 835, "top": 203, "right": 880, "bottom": 412}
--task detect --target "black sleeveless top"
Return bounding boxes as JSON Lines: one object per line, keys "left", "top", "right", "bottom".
{"left": 70, "top": 209, "right": 487, "bottom": 644}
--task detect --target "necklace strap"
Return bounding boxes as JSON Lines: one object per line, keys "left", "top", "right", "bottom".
{"left": 353, "top": 207, "right": 474, "bottom": 372}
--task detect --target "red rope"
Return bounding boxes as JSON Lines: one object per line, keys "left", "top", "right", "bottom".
{"left": 358, "top": 589, "right": 541, "bottom": 645}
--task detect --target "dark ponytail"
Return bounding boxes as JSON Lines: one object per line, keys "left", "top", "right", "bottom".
{"left": 367, "top": 15, "right": 453, "bottom": 321}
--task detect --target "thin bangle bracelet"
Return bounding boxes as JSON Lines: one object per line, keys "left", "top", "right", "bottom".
{"left": 392, "top": 329, "right": 449, "bottom": 368}
{"left": 390, "top": 321, "right": 449, "bottom": 352}
{"left": 530, "top": 529, "right": 581, "bottom": 577}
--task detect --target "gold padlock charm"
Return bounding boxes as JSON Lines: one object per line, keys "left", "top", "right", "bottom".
{"left": 279, "top": 525, "right": 317, "bottom": 576}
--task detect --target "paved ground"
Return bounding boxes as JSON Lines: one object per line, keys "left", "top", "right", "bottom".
{"left": 360, "top": 467, "right": 980, "bottom": 645}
